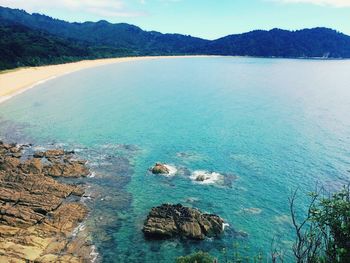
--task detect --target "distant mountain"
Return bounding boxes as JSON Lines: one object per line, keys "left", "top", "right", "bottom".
{"left": 206, "top": 28, "right": 350, "bottom": 58}
{"left": 1, "top": 6, "right": 350, "bottom": 70}
{"left": 0, "top": 7, "right": 208, "bottom": 56}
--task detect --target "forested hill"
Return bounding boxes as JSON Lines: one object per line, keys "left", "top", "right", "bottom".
{"left": 206, "top": 28, "right": 350, "bottom": 58}
{"left": 1, "top": 6, "right": 350, "bottom": 70}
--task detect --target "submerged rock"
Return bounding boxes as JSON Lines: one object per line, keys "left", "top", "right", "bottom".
{"left": 143, "top": 204, "right": 224, "bottom": 240}
{"left": 150, "top": 163, "right": 170, "bottom": 175}
{"left": 241, "top": 207, "right": 262, "bottom": 215}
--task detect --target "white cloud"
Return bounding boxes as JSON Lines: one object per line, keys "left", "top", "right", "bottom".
{"left": 273, "top": 0, "right": 350, "bottom": 7}
{"left": 0, "top": 0, "right": 146, "bottom": 17}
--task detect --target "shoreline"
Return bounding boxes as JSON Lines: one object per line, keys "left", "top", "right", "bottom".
{"left": 0, "top": 55, "right": 214, "bottom": 104}
{"left": 0, "top": 143, "right": 93, "bottom": 262}
{"left": 1, "top": 55, "right": 347, "bottom": 105}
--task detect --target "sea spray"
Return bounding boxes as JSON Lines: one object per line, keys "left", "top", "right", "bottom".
{"left": 190, "top": 170, "right": 225, "bottom": 185}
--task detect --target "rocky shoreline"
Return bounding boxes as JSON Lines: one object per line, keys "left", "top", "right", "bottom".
{"left": 0, "top": 141, "right": 93, "bottom": 262}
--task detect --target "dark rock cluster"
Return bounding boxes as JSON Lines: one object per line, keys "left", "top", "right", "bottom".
{"left": 143, "top": 203, "right": 224, "bottom": 240}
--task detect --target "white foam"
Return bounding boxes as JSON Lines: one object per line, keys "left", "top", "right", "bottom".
{"left": 90, "top": 245, "right": 99, "bottom": 263}
{"left": 190, "top": 170, "right": 224, "bottom": 185}
{"left": 72, "top": 222, "right": 86, "bottom": 237}
{"left": 88, "top": 171, "right": 96, "bottom": 178}
{"left": 164, "top": 164, "right": 178, "bottom": 176}
{"left": 223, "top": 223, "right": 230, "bottom": 231}
{"left": 32, "top": 146, "right": 47, "bottom": 151}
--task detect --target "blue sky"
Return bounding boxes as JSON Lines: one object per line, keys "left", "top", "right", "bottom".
{"left": 0, "top": 0, "right": 349, "bottom": 39}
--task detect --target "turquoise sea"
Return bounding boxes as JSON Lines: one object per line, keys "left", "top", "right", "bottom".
{"left": 0, "top": 57, "right": 349, "bottom": 262}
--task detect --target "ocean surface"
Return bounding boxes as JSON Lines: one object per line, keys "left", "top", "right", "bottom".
{"left": 0, "top": 57, "right": 349, "bottom": 262}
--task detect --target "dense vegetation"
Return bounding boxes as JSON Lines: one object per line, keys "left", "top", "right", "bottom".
{"left": 206, "top": 28, "right": 350, "bottom": 58}
{"left": 293, "top": 185, "right": 350, "bottom": 263}
{"left": 1, "top": 5, "right": 350, "bottom": 70}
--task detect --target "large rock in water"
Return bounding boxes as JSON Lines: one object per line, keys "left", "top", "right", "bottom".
{"left": 150, "top": 163, "right": 170, "bottom": 174}
{"left": 143, "top": 204, "right": 224, "bottom": 240}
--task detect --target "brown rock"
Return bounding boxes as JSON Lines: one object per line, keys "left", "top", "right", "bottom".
{"left": 0, "top": 142, "right": 92, "bottom": 262}
{"left": 20, "top": 158, "right": 43, "bottom": 174}
{"left": 0, "top": 157, "right": 21, "bottom": 171}
{"left": 150, "top": 163, "right": 170, "bottom": 174}
{"left": 62, "top": 161, "right": 89, "bottom": 177}
{"left": 143, "top": 204, "right": 224, "bottom": 240}
{"left": 44, "top": 149, "right": 65, "bottom": 158}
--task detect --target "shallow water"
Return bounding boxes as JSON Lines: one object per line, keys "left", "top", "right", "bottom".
{"left": 1, "top": 57, "right": 350, "bottom": 262}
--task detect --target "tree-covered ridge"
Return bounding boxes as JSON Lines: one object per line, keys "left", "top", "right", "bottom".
{"left": 0, "top": 6, "right": 208, "bottom": 55}
{"left": 1, "top": 6, "right": 350, "bottom": 70}
{"left": 207, "top": 28, "right": 350, "bottom": 58}
{"left": 0, "top": 20, "right": 137, "bottom": 70}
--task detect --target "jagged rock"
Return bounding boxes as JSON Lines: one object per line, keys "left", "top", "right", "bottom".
{"left": 0, "top": 142, "right": 92, "bottom": 262}
{"left": 43, "top": 160, "right": 89, "bottom": 178}
{"left": 143, "top": 204, "right": 224, "bottom": 240}
{"left": 20, "top": 158, "right": 43, "bottom": 174}
{"left": 195, "top": 174, "right": 206, "bottom": 182}
{"left": 44, "top": 149, "right": 65, "bottom": 158}
{"left": 11, "top": 152, "right": 22, "bottom": 158}
{"left": 0, "top": 156, "right": 21, "bottom": 171}
{"left": 150, "top": 163, "right": 170, "bottom": 174}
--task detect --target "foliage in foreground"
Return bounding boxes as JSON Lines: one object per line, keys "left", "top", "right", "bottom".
{"left": 290, "top": 185, "right": 350, "bottom": 263}
{"left": 176, "top": 185, "right": 350, "bottom": 263}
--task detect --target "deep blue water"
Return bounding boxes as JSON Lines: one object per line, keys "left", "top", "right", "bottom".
{"left": 0, "top": 57, "right": 349, "bottom": 262}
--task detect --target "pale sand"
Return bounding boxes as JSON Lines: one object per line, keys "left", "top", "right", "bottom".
{"left": 0, "top": 56, "right": 212, "bottom": 104}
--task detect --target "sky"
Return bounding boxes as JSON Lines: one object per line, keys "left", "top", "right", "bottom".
{"left": 0, "top": 0, "right": 349, "bottom": 39}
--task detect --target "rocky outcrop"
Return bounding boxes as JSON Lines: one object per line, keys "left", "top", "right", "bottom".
{"left": 143, "top": 204, "right": 224, "bottom": 240}
{"left": 150, "top": 163, "right": 170, "bottom": 174}
{"left": 0, "top": 141, "right": 92, "bottom": 262}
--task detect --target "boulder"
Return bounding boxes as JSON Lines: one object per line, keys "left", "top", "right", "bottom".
{"left": 143, "top": 204, "right": 224, "bottom": 240}
{"left": 150, "top": 163, "right": 170, "bottom": 174}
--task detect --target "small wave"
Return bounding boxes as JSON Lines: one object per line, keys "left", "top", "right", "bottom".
{"left": 240, "top": 207, "right": 262, "bottom": 215}
{"left": 32, "top": 146, "right": 47, "bottom": 152}
{"left": 176, "top": 151, "right": 207, "bottom": 163}
{"left": 190, "top": 170, "right": 224, "bottom": 185}
{"left": 88, "top": 171, "right": 96, "bottom": 178}
{"left": 164, "top": 164, "right": 178, "bottom": 176}
{"left": 223, "top": 223, "right": 230, "bottom": 230}
{"left": 90, "top": 245, "right": 99, "bottom": 263}
{"left": 72, "top": 222, "right": 86, "bottom": 237}
{"left": 183, "top": 197, "right": 200, "bottom": 203}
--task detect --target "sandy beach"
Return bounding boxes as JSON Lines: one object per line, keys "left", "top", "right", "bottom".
{"left": 0, "top": 56, "right": 209, "bottom": 104}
